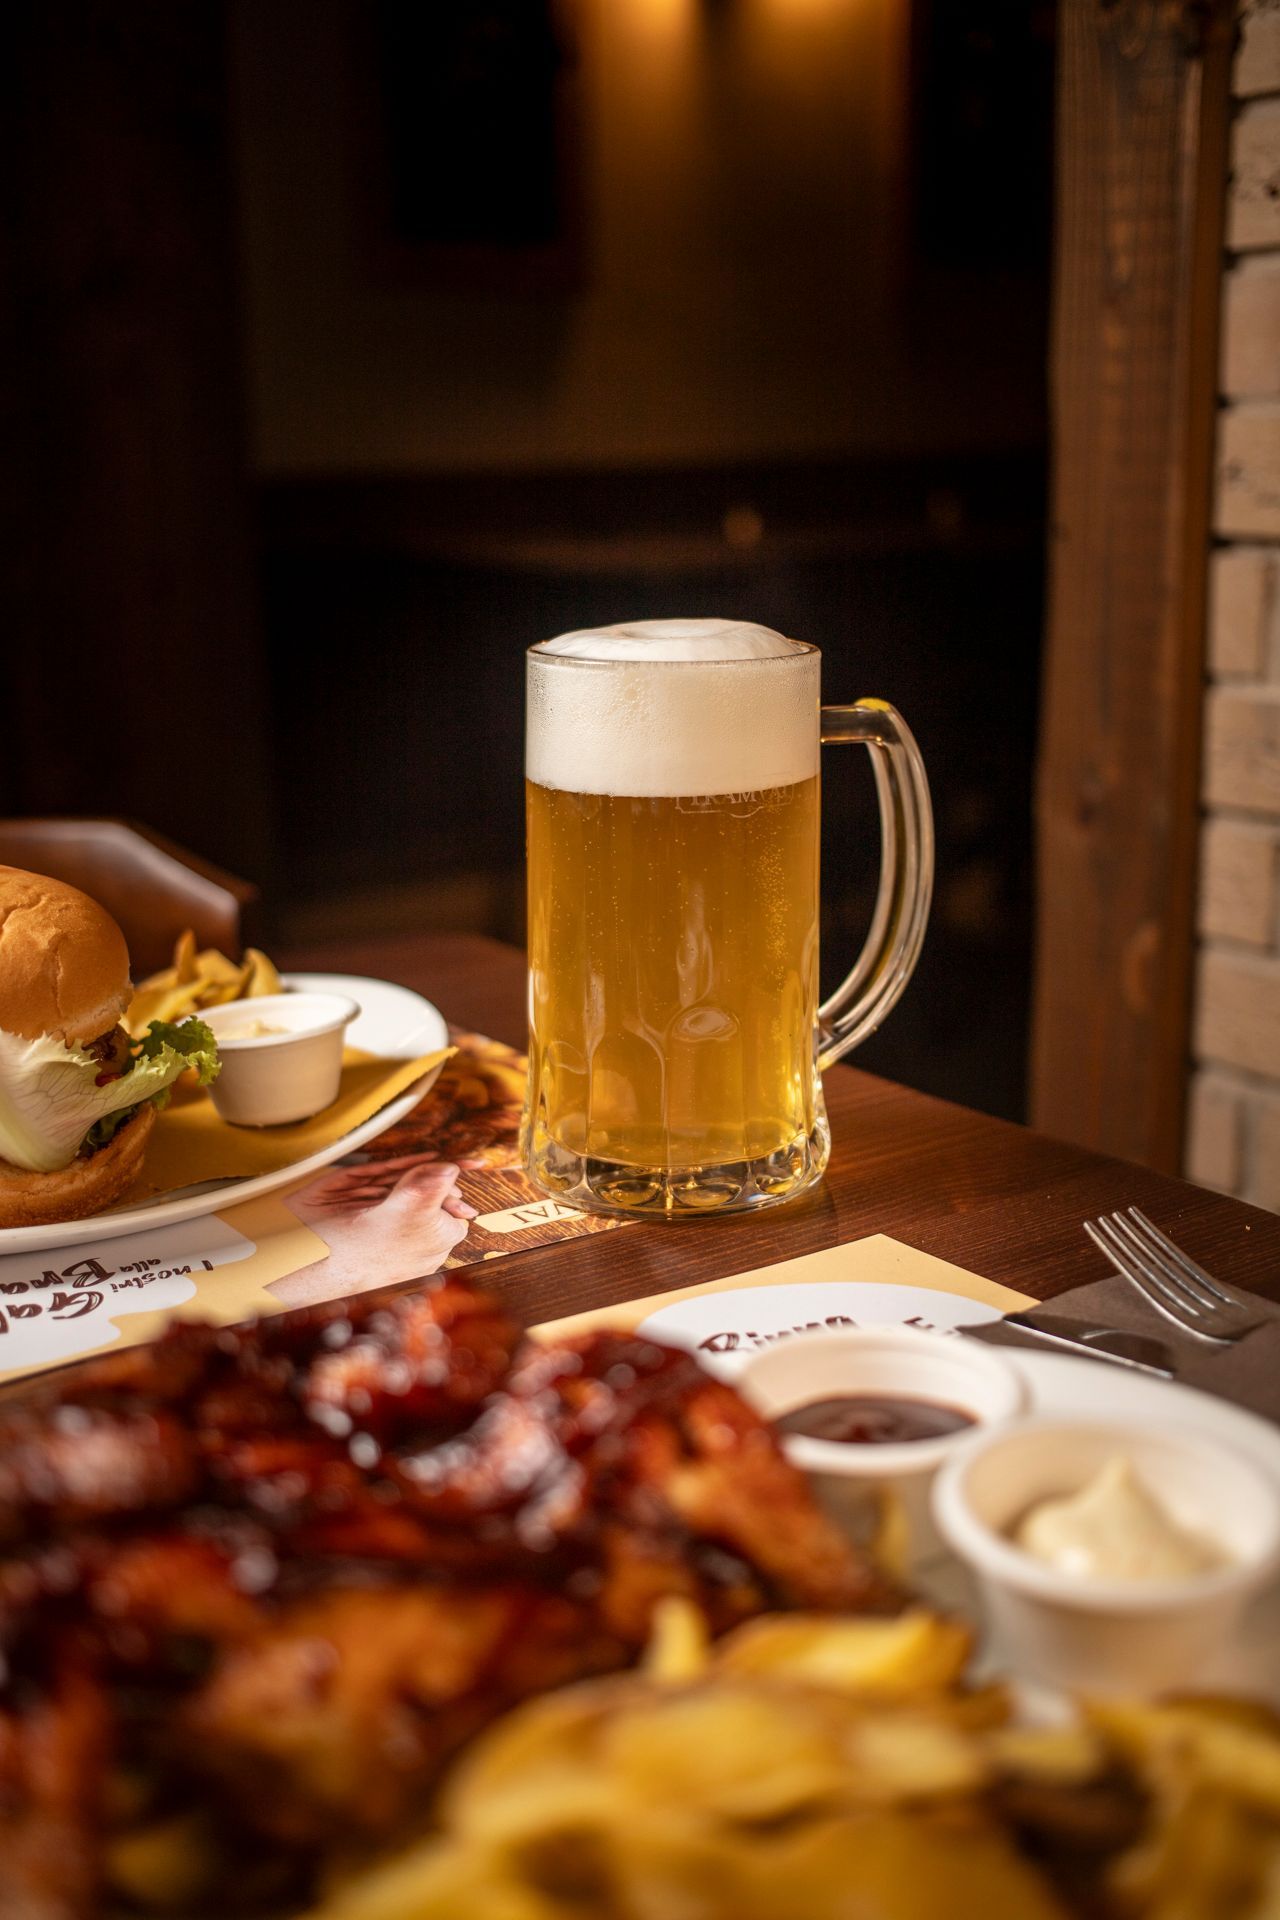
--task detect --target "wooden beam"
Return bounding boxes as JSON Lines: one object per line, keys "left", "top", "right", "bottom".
{"left": 1030, "top": 0, "right": 1236, "bottom": 1170}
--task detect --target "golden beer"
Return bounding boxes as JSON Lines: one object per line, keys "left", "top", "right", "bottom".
{"left": 526, "top": 775, "right": 821, "bottom": 1206}
{"left": 523, "top": 619, "right": 933, "bottom": 1218}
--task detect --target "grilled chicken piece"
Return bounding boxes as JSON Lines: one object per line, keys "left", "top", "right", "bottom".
{"left": 0, "top": 1282, "right": 519, "bottom": 1547}
{"left": 26, "top": 1279, "right": 518, "bottom": 1449}
{"left": 592, "top": 1340, "right": 875, "bottom": 1614}
{"left": 0, "top": 1275, "right": 886, "bottom": 1915}
{"left": 0, "top": 1661, "right": 108, "bottom": 1920}
{"left": 181, "top": 1583, "right": 624, "bottom": 1843}
{"left": 84, "top": 1534, "right": 266, "bottom": 1661}
{"left": 395, "top": 1333, "right": 889, "bottom": 1623}
{"left": 0, "top": 1407, "right": 198, "bottom": 1550}
{"left": 300, "top": 1279, "right": 520, "bottom": 1441}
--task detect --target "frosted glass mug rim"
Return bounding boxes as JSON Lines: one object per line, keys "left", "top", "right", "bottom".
{"left": 526, "top": 634, "right": 821, "bottom": 670}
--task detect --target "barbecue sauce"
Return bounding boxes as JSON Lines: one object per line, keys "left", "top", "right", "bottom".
{"left": 775, "top": 1394, "right": 975, "bottom": 1446}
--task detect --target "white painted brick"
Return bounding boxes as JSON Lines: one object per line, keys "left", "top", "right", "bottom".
{"left": 1237, "top": 0, "right": 1280, "bottom": 100}
{"left": 1209, "top": 545, "right": 1279, "bottom": 674}
{"left": 1222, "top": 257, "right": 1280, "bottom": 398}
{"left": 1192, "top": 7, "right": 1280, "bottom": 1210}
{"left": 1185, "top": 1070, "right": 1245, "bottom": 1192}
{"left": 1204, "top": 683, "right": 1280, "bottom": 812}
{"left": 1199, "top": 816, "right": 1279, "bottom": 943}
{"left": 1196, "top": 946, "right": 1280, "bottom": 1075}
{"left": 1216, "top": 401, "right": 1280, "bottom": 537}
{"left": 1229, "top": 99, "right": 1280, "bottom": 250}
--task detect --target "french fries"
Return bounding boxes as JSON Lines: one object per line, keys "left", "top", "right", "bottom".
{"left": 642, "top": 1595, "right": 712, "bottom": 1684}
{"left": 126, "top": 931, "right": 283, "bottom": 1033}
{"left": 1087, "top": 1699, "right": 1280, "bottom": 1818}
{"left": 322, "top": 1691, "right": 1064, "bottom": 1920}
{"left": 1084, "top": 1699, "right": 1280, "bottom": 1920}
{"left": 712, "top": 1607, "right": 972, "bottom": 1697}
{"left": 310, "top": 1611, "right": 1280, "bottom": 1920}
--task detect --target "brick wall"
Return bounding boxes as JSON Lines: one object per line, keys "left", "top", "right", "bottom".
{"left": 1187, "top": 1, "right": 1280, "bottom": 1202}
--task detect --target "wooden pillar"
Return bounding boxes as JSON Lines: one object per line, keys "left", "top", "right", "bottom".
{"left": 0, "top": 2, "right": 273, "bottom": 883}
{"left": 1030, "top": 0, "right": 1236, "bottom": 1170}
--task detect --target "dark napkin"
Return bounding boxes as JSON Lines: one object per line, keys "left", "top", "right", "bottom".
{"left": 1033, "top": 1272, "right": 1280, "bottom": 1424}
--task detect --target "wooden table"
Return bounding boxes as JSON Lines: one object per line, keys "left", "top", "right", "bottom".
{"left": 283, "top": 931, "right": 1280, "bottom": 1330}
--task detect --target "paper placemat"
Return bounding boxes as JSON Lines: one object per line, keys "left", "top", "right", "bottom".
{"left": 0, "top": 1194, "right": 329, "bottom": 1385}
{"left": 1, "top": 1031, "right": 1040, "bottom": 1388}
{"left": 0, "top": 1033, "right": 626, "bottom": 1384}
{"left": 533, "top": 1236, "right": 1036, "bottom": 1353}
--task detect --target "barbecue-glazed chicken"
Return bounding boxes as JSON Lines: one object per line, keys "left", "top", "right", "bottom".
{"left": 0, "top": 1275, "right": 889, "bottom": 1916}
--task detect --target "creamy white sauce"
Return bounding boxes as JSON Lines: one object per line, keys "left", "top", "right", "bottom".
{"left": 1014, "top": 1456, "right": 1226, "bottom": 1582}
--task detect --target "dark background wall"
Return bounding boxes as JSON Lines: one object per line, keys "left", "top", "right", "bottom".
{"left": 2, "top": 0, "right": 1053, "bottom": 1122}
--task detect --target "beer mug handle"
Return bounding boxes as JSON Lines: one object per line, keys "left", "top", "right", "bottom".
{"left": 817, "top": 699, "right": 934, "bottom": 1070}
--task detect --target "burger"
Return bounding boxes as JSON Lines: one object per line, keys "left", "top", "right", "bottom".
{"left": 0, "top": 867, "right": 219, "bottom": 1228}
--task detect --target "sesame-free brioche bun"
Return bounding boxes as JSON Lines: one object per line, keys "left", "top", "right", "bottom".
{"left": 0, "top": 1101, "right": 154, "bottom": 1228}
{"left": 0, "top": 866, "right": 132, "bottom": 1046}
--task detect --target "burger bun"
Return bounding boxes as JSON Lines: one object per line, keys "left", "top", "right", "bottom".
{"left": 0, "top": 866, "right": 132, "bottom": 1047}
{"left": 0, "top": 1102, "right": 155, "bottom": 1230}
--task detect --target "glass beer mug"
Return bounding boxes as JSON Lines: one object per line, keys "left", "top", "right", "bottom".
{"left": 522, "top": 619, "right": 933, "bottom": 1217}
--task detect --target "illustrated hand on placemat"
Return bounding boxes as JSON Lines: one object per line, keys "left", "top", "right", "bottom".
{"left": 267, "top": 1153, "right": 480, "bottom": 1309}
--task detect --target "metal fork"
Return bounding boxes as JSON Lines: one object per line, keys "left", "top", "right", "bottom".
{"left": 1083, "top": 1207, "right": 1271, "bottom": 1344}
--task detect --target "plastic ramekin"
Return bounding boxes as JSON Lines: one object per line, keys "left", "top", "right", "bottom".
{"left": 932, "top": 1414, "right": 1280, "bottom": 1695}
{"left": 202, "top": 991, "right": 359, "bottom": 1127}
{"left": 737, "top": 1326, "right": 1028, "bottom": 1568}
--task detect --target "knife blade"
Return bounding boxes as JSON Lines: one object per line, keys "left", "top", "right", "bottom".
{"left": 961, "top": 1311, "right": 1175, "bottom": 1378}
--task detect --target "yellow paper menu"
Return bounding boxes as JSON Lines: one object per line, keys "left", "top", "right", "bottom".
{"left": 123, "top": 1046, "right": 451, "bottom": 1200}
{"left": 533, "top": 1236, "right": 1034, "bottom": 1350}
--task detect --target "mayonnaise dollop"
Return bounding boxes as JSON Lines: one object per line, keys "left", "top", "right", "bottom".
{"left": 1014, "top": 1456, "right": 1226, "bottom": 1582}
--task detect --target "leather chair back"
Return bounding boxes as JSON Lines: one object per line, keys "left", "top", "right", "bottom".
{"left": 0, "top": 819, "right": 259, "bottom": 976}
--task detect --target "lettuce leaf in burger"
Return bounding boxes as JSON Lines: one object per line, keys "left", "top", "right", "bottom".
{"left": 0, "top": 1017, "right": 219, "bottom": 1170}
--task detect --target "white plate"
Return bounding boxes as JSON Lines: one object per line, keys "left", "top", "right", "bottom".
{"left": 0, "top": 974, "right": 449, "bottom": 1256}
{"left": 637, "top": 1287, "right": 1280, "bottom": 1700}
{"left": 638, "top": 1280, "right": 1003, "bottom": 1365}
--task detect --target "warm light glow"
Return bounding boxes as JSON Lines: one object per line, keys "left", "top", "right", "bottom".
{"left": 623, "top": 0, "right": 697, "bottom": 42}
{"left": 737, "top": 0, "right": 906, "bottom": 181}
{"left": 607, "top": 0, "right": 704, "bottom": 132}
{"left": 756, "top": 0, "right": 865, "bottom": 15}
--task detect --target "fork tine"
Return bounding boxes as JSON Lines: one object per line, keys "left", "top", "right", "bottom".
{"left": 1108, "top": 1212, "right": 1223, "bottom": 1313}
{"left": 1084, "top": 1217, "right": 1221, "bottom": 1336}
{"left": 1083, "top": 1220, "right": 1201, "bottom": 1332}
{"left": 1126, "top": 1207, "right": 1249, "bottom": 1310}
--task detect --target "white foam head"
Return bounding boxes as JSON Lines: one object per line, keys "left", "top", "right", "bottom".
{"left": 535, "top": 618, "right": 804, "bottom": 663}
{"left": 527, "top": 618, "right": 819, "bottom": 797}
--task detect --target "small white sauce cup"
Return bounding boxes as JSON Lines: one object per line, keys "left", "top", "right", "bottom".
{"left": 932, "top": 1415, "right": 1280, "bottom": 1695}
{"left": 201, "top": 992, "right": 360, "bottom": 1127}
{"left": 737, "top": 1327, "right": 1027, "bottom": 1569}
